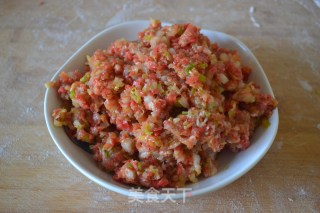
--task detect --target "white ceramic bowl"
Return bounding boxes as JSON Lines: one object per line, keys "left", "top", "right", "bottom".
{"left": 44, "top": 20, "right": 278, "bottom": 200}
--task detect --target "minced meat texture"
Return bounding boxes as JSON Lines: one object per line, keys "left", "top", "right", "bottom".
{"left": 49, "top": 19, "right": 277, "bottom": 188}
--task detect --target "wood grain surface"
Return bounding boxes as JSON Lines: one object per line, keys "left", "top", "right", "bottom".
{"left": 0, "top": 0, "right": 319, "bottom": 212}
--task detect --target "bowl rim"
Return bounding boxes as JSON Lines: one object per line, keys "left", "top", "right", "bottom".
{"left": 44, "top": 20, "right": 279, "bottom": 200}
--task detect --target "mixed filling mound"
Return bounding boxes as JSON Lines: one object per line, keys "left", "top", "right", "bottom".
{"left": 48, "top": 20, "right": 277, "bottom": 188}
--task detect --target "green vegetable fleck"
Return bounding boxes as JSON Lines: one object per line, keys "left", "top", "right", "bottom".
{"left": 70, "top": 90, "right": 75, "bottom": 99}
{"left": 144, "top": 124, "right": 153, "bottom": 135}
{"left": 185, "top": 63, "right": 195, "bottom": 75}
{"left": 127, "top": 163, "right": 134, "bottom": 169}
{"left": 137, "top": 162, "right": 142, "bottom": 170}
{"left": 199, "top": 74, "right": 206, "bottom": 83}
{"left": 261, "top": 118, "right": 270, "bottom": 128}
{"left": 144, "top": 35, "right": 152, "bottom": 41}
{"left": 104, "top": 149, "right": 111, "bottom": 158}
{"left": 80, "top": 72, "right": 90, "bottom": 83}
{"left": 130, "top": 87, "right": 141, "bottom": 103}
{"left": 199, "top": 62, "right": 208, "bottom": 69}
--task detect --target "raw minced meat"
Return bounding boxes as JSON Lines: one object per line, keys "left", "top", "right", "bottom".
{"left": 48, "top": 19, "right": 277, "bottom": 188}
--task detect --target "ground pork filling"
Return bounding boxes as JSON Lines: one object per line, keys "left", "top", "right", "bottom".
{"left": 49, "top": 19, "right": 277, "bottom": 188}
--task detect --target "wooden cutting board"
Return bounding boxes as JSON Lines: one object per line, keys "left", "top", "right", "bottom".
{"left": 0, "top": 0, "right": 319, "bottom": 212}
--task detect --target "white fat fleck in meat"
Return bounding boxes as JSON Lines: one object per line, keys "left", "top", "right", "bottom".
{"left": 173, "top": 118, "right": 180, "bottom": 124}
{"left": 124, "top": 167, "right": 136, "bottom": 182}
{"left": 196, "top": 115, "right": 208, "bottom": 127}
{"left": 169, "top": 47, "right": 176, "bottom": 55}
{"left": 217, "top": 73, "right": 229, "bottom": 84}
{"left": 143, "top": 95, "right": 155, "bottom": 111}
{"left": 193, "top": 153, "right": 201, "bottom": 175}
{"left": 114, "top": 64, "right": 121, "bottom": 72}
{"left": 203, "top": 47, "right": 212, "bottom": 55}
{"left": 150, "top": 36, "right": 161, "bottom": 48}
{"left": 139, "top": 151, "right": 151, "bottom": 159}
{"left": 92, "top": 112, "right": 100, "bottom": 123}
{"left": 178, "top": 95, "right": 189, "bottom": 108}
{"left": 73, "top": 119, "right": 81, "bottom": 128}
{"left": 160, "top": 75, "right": 167, "bottom": 82}
{"left": 121, "top": 138, "right": 135, "bottom": 155}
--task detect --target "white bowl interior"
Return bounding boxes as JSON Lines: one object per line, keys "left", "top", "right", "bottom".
{"left": 44, "top": 21, "right": 279, "bottom": 199}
